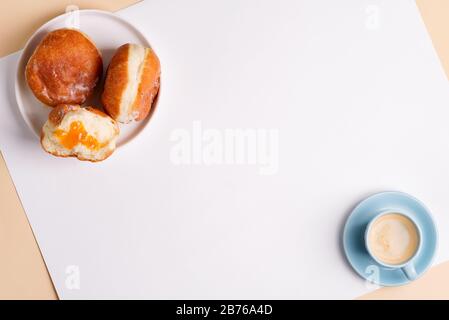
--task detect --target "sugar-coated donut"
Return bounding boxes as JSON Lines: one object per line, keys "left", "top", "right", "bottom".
{"left": 26, "top": 28, "right": 103, "bottom": 106}
{"left": 101, "top": 43, "right": 160, "bottom": 123}
{"left": 41, "top": 104, "right": 119, "bottom": 162}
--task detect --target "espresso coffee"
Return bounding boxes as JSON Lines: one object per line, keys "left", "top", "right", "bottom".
{"left": 367, "top": 213, "right": 419, "bottom": 265}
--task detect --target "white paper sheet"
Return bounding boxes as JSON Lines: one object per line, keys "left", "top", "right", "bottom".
{"left": 1, "top": 0, "right": 449, "bottom": 299}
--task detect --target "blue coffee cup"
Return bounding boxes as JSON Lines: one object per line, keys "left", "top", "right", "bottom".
{"left": 364, "top": 211, "right": 422, "bottom": 281}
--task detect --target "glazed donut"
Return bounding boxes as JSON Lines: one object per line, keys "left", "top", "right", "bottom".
{"left": 26, "top": 28, "right": 103, "bottom": 106}
{"left": 101, "top": 43, "right": 160, "bottom": 123}
{"left": 41, "top": 104, "right": 119, "bottom": 162}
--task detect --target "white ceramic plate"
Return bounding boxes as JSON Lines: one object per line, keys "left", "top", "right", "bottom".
{"left": 15, "top": 9, "right": 159, "bottom": 147}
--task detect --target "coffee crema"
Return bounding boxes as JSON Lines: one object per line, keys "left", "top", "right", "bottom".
{"left": 367, "top": 213, "right": 419, "bottom": 265}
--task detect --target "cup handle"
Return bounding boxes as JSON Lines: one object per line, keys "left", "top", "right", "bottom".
{"left": 402, "top": 263, "right": 418, "bottom": 281}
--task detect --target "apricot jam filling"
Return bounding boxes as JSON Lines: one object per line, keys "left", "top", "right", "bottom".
{"left": 54, "top": 121, "right": 105, "bottom": 150}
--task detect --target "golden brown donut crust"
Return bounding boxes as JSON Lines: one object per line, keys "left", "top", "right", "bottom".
{"left": 47, "top": 104, "right": 79, "bottom": 126}
{"left": 100, "top": 44, "right": 129, "bottom": 120}
{"left": 47, "top": 104, "right": 114, "bottom": 126}
{"left": 26, "top": 29, "right": 103, "bottom": 107}
{"left": 101, "top": 43, "right": 160, "bottom": 122}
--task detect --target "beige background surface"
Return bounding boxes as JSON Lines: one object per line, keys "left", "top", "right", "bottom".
{"left": 0, "top": 153, "right": 57, "bottom": 299}
{"left": 0, "top": 0, "right": 448, "bottom": 299}
{"left": 359, "top": 261, "right": 449, "bottom": 300}
{"left": 0, "top": 0, "right": 140, "bottom": 57}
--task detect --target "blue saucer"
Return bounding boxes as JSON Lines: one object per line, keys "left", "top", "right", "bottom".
{"left": 343, "top": 191, "right": 438, "bottom": 286}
